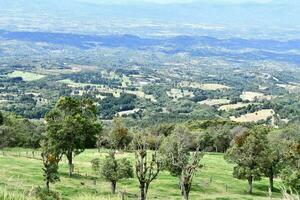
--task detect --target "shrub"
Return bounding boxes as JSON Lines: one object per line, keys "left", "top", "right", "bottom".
{"left": 30, "top": 187, "right": 60, "bottom": 200}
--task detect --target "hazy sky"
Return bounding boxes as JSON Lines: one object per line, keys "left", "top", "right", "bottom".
{"left": 76, "top": 0, "right": 298, "bottom": 5}
{"left": 0, "top": 0, "right": 299, "bottom": 39}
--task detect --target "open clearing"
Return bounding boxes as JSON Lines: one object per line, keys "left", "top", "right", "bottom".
{"left": 180, "top": 81, "right": 231, "bottom": 90}
{"left": 167, "top": 88, "right": 194, "bottom": 100}
{"left": 0, "top": 149, "right": 281, "bottom": 200}
{"left": 59, "top": 79, "right": 156, "bottom": 102}
{"left": 198, "top": 99, "right": 230, "bottom": 106}
{"left": 240, "top": 91, "right": 272, "bottom": 102}
{"left": 277, "top": 83, "right": 300, "bottom": 93}
{"left": 218, "top": 103, "right": 252, "bottom": 111}
{"left": 7, "top": 71, "right": 46, "bottom": 81}
{"left": 116, "top": 108, "right": 140, "bottom": 117}
{"left": 230, "top": 109, "right": 275, "bottom": 123}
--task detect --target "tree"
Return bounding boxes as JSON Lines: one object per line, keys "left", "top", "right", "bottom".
{"left": 225, "top": 126, "right": 269, "bottom": 194}
{"left": 45, "top": 97, "right": 102, "bottom": 176}
{"left": 91, "top": 151, "right": 133, "bottom": 194}
{"left": 259, "top": 130, "right": 285, "bottom": 192}
{"left": 281, "top": 142, "right": 300, "bottom": 193}
{"left": 109, "top": 117, "right": 131, "bottom": 150}
{"left": 270, "top": 123, "right": 300, "bottom": 193}
{"left": 0, "top": 111, "right": 3, "bottom": 126}
{"left": 133, "top": 132, "right": 161, "bottom": 200}
{"left": 160, "top": 126, "right": 203, "bottom": 200}
{"left": 41, "top": 140, "right": 60, "bottom": 191}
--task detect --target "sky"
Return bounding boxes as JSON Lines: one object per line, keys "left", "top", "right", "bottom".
{"left": 0, "top": 0, "right": 299, "bottom": 39}
{"left": 75, "top": 0, "right": 298, "bottom": 5}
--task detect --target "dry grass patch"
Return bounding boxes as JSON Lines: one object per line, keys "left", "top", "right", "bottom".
{"left": 240, "top": 91, "right": 272, "bottom": 102}
{"left": 219, "top": 103, "right": 252, "bottom": 111}
{"left": 180, "top": 81, "right": 230, "bottom": 90}
{"left": 198, "top": 99, "right": 230, "bottom": 106}
{"left": 230, "top": 109, "right": 275, "bottom": 123}
{"left": 277, "top": 83, "right": 300, "bottom": 93}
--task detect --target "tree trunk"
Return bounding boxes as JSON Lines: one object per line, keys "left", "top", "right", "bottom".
{"left": 45, "top": 181, "right": 50, "bottom": 191}
{"left": 247, "top": 176, "right": 253, "bottom": 194}
{"left": 269, "top": 175, "right": 274, "bottom": 192}
{"left": 67, "top": 151, "right": 73, "bottom": 176}
{"left": 111, "top": 181, "right": 117, "bottom": 194}
{"left": 181, "top": 182, "right": 189, "bottom": 200}
{"left": 140, "top": 182, "right": 146, "bottom": 200}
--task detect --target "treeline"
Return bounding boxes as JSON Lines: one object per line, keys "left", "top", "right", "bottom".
{"left": 97, "top": 93, "right": 138, "bottom": 119}
{"left": 0, "top": 111, "right": 44, "bottom": 148}
{"left": 62, "top": 72, "right": 121, "bottom": 87}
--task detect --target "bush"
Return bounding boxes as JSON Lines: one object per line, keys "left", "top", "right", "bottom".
{"left": 30, "top": 187, "right": 60, "bottom": 200}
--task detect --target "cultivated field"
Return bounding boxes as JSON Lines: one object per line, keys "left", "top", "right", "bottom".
{"left": 0, "top": 149, "right": 282, "bottom": 200}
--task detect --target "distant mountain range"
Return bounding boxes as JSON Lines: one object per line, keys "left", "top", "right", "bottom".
{"left": 1, "top": 30, "right": 300, "bottom": 64}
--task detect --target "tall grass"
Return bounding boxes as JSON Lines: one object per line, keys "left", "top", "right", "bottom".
{"left": 281, "top": 187, "right": 300, "bottom": 200}
{"left": 0, "top": 187, "right": 32, "bottom": 200}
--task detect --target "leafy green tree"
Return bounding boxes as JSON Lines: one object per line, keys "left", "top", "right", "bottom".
{"left": 160, "top": 126, "right": 203, "bottom": 200}
{"left": 225, "top": 126, "right": 269, "bottom": 194}
{"left": 269, "top": 123, "right": 300, "bottom": 193}
{"left": 45, "top": 97, "right": 102, "bottom": 176}
{"left": 259, "top": 130, "right": 286, "bottom": 192}
{"left": 91, "top": 151, "right": 133, "bottom": 194}
{"left": 109, "top": 117, "right": 131, "bottom": 149}
{"left": 281, "top": 143, "right": 300, "bottom": 193}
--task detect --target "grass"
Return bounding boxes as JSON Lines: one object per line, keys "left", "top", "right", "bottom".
{"left": 198, "top": 99, "right": 230, "bottom": 106}
{"left": 218, "top": 103, "right": 253, "bottom": 111}
{"left": 0, "top": 149, "right": 282, "bottom": 200}
{"left": 240, "top": 92, "right": 272, "bottom": 102}
{"left": 230, "top": 109, "right": 275, "bottom": 123}
{"left": 180, "top": 81, "right": 231, "bottom": 91}
{"left": 7, "top": 71, "right": 46, "bottom": 81}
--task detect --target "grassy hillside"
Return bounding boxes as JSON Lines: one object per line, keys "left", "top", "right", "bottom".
{"left": 0, "top": 149, "right": 282, "bottom": 200}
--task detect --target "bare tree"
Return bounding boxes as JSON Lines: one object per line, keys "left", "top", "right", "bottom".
{"left": 133, "top": 132, "right": 161, "bottom": 200}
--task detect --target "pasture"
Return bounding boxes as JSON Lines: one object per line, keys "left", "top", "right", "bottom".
{"left": 198, "top": 99, "right": 230, "bottom": 106}
{"left": 0, "top": 149, "right": 282, "bottom": 200}
{"left": 218, "top": 103, "right": 252, "bottom": 111}
{"left": 230, "top": 109, "right": 275, "bottom": 123}
{"left": 240, "top": 92, "right": 272, "bottom": 102}
{"left": 180, "top": 82, "right": 231, "bottom": 91}
{"left": 7, "top": 71, "right": 46, "bottom": 81}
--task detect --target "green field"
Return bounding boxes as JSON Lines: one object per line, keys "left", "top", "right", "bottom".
{"left": 0, "top": 149, "right": 281, "bottom": 200}
{"left": 7, "top": 71, "right": 46, "bottom": 81}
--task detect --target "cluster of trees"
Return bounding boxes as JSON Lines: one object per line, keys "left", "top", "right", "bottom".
{"left": 40, "top": 97, "right": 203, "bottom": 200}
{"left": 225, "top": 124, "right": 300, "bottom": 194}
{"left": 1, "top": 95, "right": 300, "bottom": 199}
{"left": 0, "top": 111, "right": 44, "bottom": 148}
{"left": 63, "top": 72, "right": 121, "bottom": 87}
{"left": 97, "top": 93, "right": 137, "bottom": 119}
